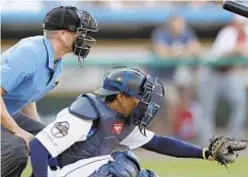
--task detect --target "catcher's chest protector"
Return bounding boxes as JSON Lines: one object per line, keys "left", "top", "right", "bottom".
{"left": 57, "top": 93, "right": 136, "bottom": 168}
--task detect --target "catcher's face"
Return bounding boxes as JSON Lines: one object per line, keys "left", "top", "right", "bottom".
{"left": 115, "top": 93, "right": 139, "bottom": 117}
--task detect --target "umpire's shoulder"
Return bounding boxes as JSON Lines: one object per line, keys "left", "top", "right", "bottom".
{"left": 2, "top": 36, "right": 45, "bottom": 73}
{"left": 17, "top": 36, "right": 45, "bottom": 59}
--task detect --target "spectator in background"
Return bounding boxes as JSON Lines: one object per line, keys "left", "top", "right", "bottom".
{"left": 151, "top": 15, "right": 202, "bottom": 87}
{"left": 152, "top": 15, "right": 202, "bottom": 60}
{"left": 151, "top": 15, "right": 203, "bottom": 138}
{"left": 199, "top": 15, "right": 248, "bottom": 146}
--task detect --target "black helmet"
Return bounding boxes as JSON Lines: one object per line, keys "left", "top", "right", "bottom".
{"left": 94, "top": 66, "right": 164, "bottom": 135}
{"left": 43, "top": 6, "right": 98, "bottom": 66}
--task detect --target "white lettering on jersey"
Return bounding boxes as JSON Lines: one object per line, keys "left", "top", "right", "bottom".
{"left": 36, "top": 108, "right": 93, "bottom": 157}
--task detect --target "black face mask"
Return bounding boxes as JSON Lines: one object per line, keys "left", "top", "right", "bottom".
{"left": 72, "top": 35, "right": 89, "bottom": 57}
{"left": 73, "top": 10, "right": 98, "bottom": 67}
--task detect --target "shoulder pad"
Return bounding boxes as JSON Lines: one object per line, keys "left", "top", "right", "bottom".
{"left": 69, "top": 95, "right": 98, "bottom": 120}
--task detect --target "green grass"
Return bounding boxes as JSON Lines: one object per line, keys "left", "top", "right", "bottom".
{"left": 142, "top": 158, "right": 248, "bottom": 177}
{"left": 22, "top": 158, "right": 248, "bottom": 177}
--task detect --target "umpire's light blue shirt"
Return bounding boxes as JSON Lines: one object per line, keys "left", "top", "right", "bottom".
{"left": 1, "top": 36, "right": 63, "bottom": 116}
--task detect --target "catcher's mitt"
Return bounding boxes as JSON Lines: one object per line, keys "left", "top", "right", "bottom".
{"left": 208, "top": 136, "right": 247, "bottom": 165}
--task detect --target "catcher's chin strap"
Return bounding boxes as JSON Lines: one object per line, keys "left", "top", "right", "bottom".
{"left": 202, "top": 147, "right": 231, "bottom": 176}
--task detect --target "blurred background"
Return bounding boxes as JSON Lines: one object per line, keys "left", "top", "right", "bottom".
{"left": 1, "top": 0, "right": 248, "bottom": 147}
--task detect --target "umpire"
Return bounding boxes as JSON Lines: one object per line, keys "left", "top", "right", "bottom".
{"left": 1, "top": 6, "right": 98, "bottom": 177}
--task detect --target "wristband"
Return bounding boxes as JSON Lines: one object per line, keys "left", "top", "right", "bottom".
{"left": 203, "top": 148, "right": 211, "bottom": 160}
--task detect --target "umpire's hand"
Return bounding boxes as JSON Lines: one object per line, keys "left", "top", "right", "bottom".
{"left": 14, "top": 128, "right": 33, "bottom": 153}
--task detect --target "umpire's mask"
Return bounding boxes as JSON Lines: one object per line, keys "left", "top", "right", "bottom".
{"left": 94, "top": 66, "right": 165, "bottom": 135}
{"left": 43, "top": 6, "right": 98, "bottom": 66}
{"left": 72, "top": 10, "right": 98, "bottom": 66}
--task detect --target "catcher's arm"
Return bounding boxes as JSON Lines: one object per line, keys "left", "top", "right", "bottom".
{"left": 142, "top": 135, "right": 215, "bottom": 159}
{"left": 142, "top": 134, "right": 247, "bottom": 164}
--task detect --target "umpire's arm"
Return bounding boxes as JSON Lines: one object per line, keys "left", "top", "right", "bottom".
{"left": 22, "top": 102, "right": 40, "bottom": 121}
{"left": 1, "top": 86, "right": 34, "bottom": 148}
{"left": 0, "top": 87, "right": 21, "bottom": 133}
{"left": 1, "top": 46, "right": 38, "bottom": 145}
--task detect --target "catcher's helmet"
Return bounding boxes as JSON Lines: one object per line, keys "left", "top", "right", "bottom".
{"left": 43, "top": 6, "right": 98, "bottom": 65}
{"left": 94, "top": 67, "right": 146, "bottom": 99}
{"left": 94, "top": 66, "right": 164, "bottom": 135}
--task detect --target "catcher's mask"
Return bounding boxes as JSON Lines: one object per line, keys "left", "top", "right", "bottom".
{"left": 43, "top": 6, "right": 98, "bottom": 66}
{"left": 94, "top": 66, "right": 164, "bottom": 135}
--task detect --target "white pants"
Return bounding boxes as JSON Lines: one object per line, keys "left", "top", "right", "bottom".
{"left": 48, "top": 155, "right": 113, "bottom": 177}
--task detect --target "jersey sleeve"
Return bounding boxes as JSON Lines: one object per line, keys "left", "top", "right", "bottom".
{"left": 36, "top": 108, "right": 93, "bottom": 157}
{"left": 1, "top": 45, "right": 38, "bottom": 93}
{"left": 120, "top": 126, "right": 155, "bottom": 150}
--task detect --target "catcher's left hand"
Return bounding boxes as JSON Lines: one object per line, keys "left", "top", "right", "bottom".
{"left": 206, "top": 136, "right": 247, "bottom": 165}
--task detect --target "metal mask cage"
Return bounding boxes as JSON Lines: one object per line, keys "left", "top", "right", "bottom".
{"left": 131, "top": 75, "right": 165, "bottom": 135}
{"left": 77, "top": 10, "right": 98, "bottom": 32}
{"left": 74, "top": 28, "right": 96, "bottom": 67}
{"left": 75, "top": 28, "right": 96, "bottom": 48}
{"left": 75, "top": 10, "right": 98, "bottom": 67}
{"left": 137, "top": 103, "right": 160, "bottom": 135}
{"left": 143, "top": 76, "right": 165, "bottom": 99}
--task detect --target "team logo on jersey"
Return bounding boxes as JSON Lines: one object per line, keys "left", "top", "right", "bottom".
{"left": 51, "top": 121, "right": 70, "bottom": 138}
{"left": 112, "top": 122, "right": 123, "bottom": 135}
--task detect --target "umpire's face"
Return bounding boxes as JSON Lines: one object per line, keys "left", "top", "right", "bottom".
{"left": 59, "top": 30, "right": 76, "bottom": 53}
{"left": 116, "top": 93, "right": 139, "bottom": 117}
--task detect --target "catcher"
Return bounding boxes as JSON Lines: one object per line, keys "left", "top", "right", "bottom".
{"left": 29, "top": 67, "right": 247, "bottom": 177}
